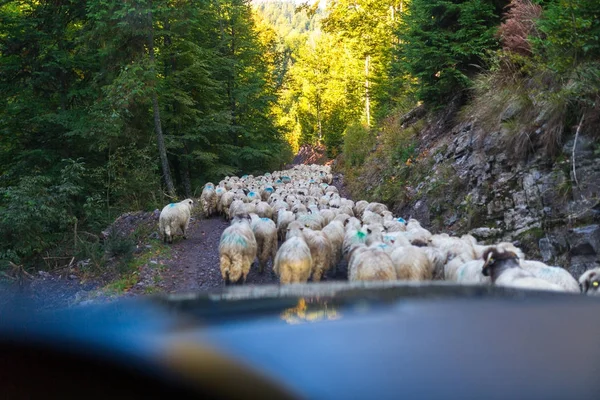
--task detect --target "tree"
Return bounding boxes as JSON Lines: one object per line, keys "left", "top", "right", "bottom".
{"left": 396, "top": 0, "right": 506, "bottom": 106}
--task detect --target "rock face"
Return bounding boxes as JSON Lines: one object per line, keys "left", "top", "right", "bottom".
{"left": 398, "top": 119, "right": 600, "bottom": 278}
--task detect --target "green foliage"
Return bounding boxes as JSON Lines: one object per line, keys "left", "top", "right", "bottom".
{"left": 0, "top": 160, "right": 87, "bottom": 265}
{"left": 534, "top": 0, "right": 600, "bottom": 73}
{"left": 0, "top": 0, "right": 290, "bottom": 268}
{"left": 342, "top": 123, "right": 375, "bottom": 166}
{"left": 396, "top": 0, "right": 506, "bottom": 106}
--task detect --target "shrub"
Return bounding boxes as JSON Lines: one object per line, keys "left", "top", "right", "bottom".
{"left": 342, "top": 123, "right": 375, "bottom": 167}
{"left": 497, "top": 0, "right": 542, "bottom": 56}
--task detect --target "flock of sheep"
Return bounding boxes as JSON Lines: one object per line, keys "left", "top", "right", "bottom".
{"left": 159, "top": 164, "right": 600, "bottom": 295}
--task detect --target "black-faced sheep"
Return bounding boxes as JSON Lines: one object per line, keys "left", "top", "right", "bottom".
{"left": 482, "top": 247, "right": 563, "bottom": 292}
{"left": 579, "top": 268, "right": 600, "bottom": 295}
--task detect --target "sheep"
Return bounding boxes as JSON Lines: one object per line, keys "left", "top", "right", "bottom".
{"left": 579, "top": 268, "right": 600, "bottom": 295}
{"left": 338, "top": 205, "right": 355, "bottom": 217}
{"left": 364, "top": 224, "right": 385, "bottom": 246}
{"left": 520, "top": 260, "right": 579, "bottom": 292}
{"left": 353, "top": 200, "right": 369, "bottom": 218}
{"left": 405, "top": 218, "right": 432, "bottom": 246}
{"left": 454, "top": 260, "right": 489, "bottom": 284}
{"left": 250, "top": 214, "right": 278, "bottom": 273}
{"left": 301, "top": 227, "right": 333, "bottom": 282}
{"left": 319, "top": 209, "right": 337, "bottom": 226}
{"left": 200, "top": 184, "right": 217, "bottom": 217}
{"left": 296, "top": 212, "right": 323, "bottom": 230}
{"left": 481, "top": 247, "right": 563, "bottom": 292}
{"left": 345, "top": 217, "right": 362, "bottom": 232}
{"left": 219, "top": 215, "right": 258, "bottom": 284}
{"left": 291, "top": 203, "right": 308, "bottom": 215}
{"left": 382, "top": 232, "right": 411, "bottom": 248}
{"left": 348, "top": 244, "right": 397, "bottom": 282}
{"left": 255, "top": 201, "right": 273, "bottom": 220}
{"left": 261, "top": 186, "right": 274, "bottom": 202}
{"left": 342, "top": 227, "right": 369, "bottom": 261}
{"left": 159, "top": 199, "right": 194, "bottom": 244}
{"left": 276, "top": 209, "right": 294, "bottom": 241}
{"left": 390, "top": 245, "right": 434, "bottom": 281}
{"left": 365, "top": 202, "right": 388, "bottom": 216}
{"left": 274, "top": 234, "right": 313, "bottom": 285}
{"left": 361, "top": 210, "right": 384, "bottom": 225}
{"left": 220, "top": 191, "right": 235, "bottom": 218}
{"left": 384, "top": 218, "right": 407, "bottom": 233}
{"left": 322, "top": 220, "right": 346, "bottom": 270}
{"left": 228, "top": 199, "right": 246, "bottom": 220}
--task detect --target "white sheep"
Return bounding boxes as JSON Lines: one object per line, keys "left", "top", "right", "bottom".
{"left": 250, "top": 214, "right": 278, "bottom": 273}
{"left": 200, "top": 184, "right": 217, "bottom": 217}
{"left": 255, "top": 201, "right": 273, "bottom": 220}
{"left": 274, "top": 231, "right": 312, "bottom": 285}
{"left": 302, "top": 227, "right": 333, "bottom": 282}
{"left": 390, "top": 245, "right": 434, "bottom": 281}
{"left": 159, "top": 199, "right": 194, "bottom": 244}
{"left": 219, "top": 216, "right": 258, "bottom": 284}
{"left": 353, "top": 200, "right": 369, "bottom": 218}
{"left": 322, "top": 220, "right": 346, "bottom": 270}
{"left": 276, "top": 209, "right": 295, "bottom": 241}
{"left": 348, "top": 244, "right": 397, "bottom": 282}
{"left": 520, "top": 260, "right": 579, "bottom": 292}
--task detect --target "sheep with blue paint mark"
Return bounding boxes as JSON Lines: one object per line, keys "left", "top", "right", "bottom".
{"left": 159, "top": 199, "right": 195, "bottom": 244}
{"left": 520, "top": 260, "right": 579, "bottom": 292}
{"left": 348, "top": 243, "right": 397, "bottom": 282}
{"left": 219, "top": 215, "right": 257, "bottom": 284}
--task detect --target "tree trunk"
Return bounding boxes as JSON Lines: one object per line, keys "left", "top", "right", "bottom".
{"left": 365, "top": 55, "right": 371, "bottom": 127}
{"left": 148, "top": 10, "right": 176, "bottom": 198}
{"left": 181, "top": 147, "right": 193, "bottom": 198}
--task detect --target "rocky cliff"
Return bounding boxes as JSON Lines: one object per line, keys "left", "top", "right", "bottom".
{"left": 398, "top": 112, "right": 600, "bottom": 277}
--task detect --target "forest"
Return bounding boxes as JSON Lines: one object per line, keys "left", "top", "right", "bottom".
{"left": 1, "top": 0, "right": 599, "bottom": 271}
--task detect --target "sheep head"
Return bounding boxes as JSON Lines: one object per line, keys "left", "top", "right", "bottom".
{"left": 482, "top": 247, "right": 520, "bottom": 278}
{"left": 579, "top": 268, "right": 600, "bottom": 294}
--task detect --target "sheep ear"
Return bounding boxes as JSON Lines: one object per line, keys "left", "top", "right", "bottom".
{"left": 367, "top": 228, "right": 372, "bottom": 234}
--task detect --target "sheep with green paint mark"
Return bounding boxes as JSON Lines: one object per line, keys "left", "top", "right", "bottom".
{"left": 219, "top": 215, "right": 257, "bottom": 284}
{"left": 342, "top": 227, "right": 369, "bottom": 262}
{"left": 159, "top": 199, "right": 194, "bottom": 244}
